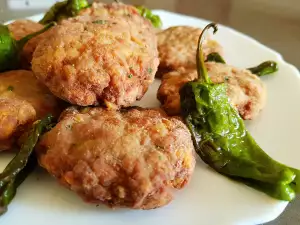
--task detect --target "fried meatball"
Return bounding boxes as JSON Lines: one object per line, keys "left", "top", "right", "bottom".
{"left": 157, "top": 26, "right": 223, "bottom": 76}
{"left": 157, "top": 62, "right": 267, "bottom": 120}
{"left": 36, "top": 107, "right": 195, "bottom": 209}
{"left": 0, "top": 70, "right": 62, "bottom": 151}
{"left": 32, "top": 3, "right": 159, "bottom": 108}
{"left": 8, "top": 19, "right": 48, "bottom": 69}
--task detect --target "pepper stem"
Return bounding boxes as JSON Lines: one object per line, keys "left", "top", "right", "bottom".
{"left": 196, "top": 23, "right": 218, "bottom": 84}
{"left": 17, "top": 22, "right": 56, "bottom": 50}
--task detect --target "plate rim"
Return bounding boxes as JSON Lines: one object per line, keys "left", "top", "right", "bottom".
{"left": 2, "top": 9, "right": 299, "bottom": 225}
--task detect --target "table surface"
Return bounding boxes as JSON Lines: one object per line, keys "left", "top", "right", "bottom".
{"left": 0, "top": 0, "right": 300, "bottom": 224}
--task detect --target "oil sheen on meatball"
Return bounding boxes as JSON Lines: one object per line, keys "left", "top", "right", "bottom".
{"left": 36, "top": 107, "right": 195, "bottom": 209}
{"left": 32, "top": 3, "right": 159, "bottom": 108}
{"left": 0, "top": 70, "right": 61, "bottom": 151}
{"left": 157, "top": 62, "right": 266, "bottom": 120}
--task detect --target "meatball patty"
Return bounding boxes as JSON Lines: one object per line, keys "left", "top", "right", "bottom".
{"left": 8, "top": 19, "right": 48, "bottom": 68}
{"left": 37, "top": 107, "right": 195, "bottom": 209}
{"left": 32, "top": 4, "right": 159, "bottom": 108}
{"left": 157, "top": 62, "right": 267, "bottom": 120}
{"left": 0, "top": 70, "right": 61, "bottom": 151}
{"left": 157, "top": 26, "right": 223, "bottom": 76}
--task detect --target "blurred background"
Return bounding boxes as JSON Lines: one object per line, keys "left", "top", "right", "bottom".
{"left": 0, "top": 0, "right": 299, "bottom": 68}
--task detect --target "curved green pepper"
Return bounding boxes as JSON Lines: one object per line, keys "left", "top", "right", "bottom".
{"left": 0, "top": 22, "right": 55, "bottom": 73}
{"left": 39, "top": 0, "right": 89, "bottom": 25}
{"left": 180, "top": 23, "right": 300, "bottom": 201}
{"left": 0, "top": 115, "right": 55, "bottom": 215}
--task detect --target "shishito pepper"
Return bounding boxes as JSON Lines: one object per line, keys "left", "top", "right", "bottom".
{"left": 180, "top": 23, "right": 300, "bottom": 201}
{"left": 0, "top": 115, "right": 54, "bottom": 215}
{"left": 135, "top": 5, "right": 162, "bottom": 28}
{"left": 39, "top": 0, "right": 89, "bottom": 24}
{"left": 0, "top": 22, "right": 55, "bottom": 72}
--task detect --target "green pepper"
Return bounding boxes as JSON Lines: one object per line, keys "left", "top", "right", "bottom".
{"left": 248, "top": 60, "right": 278, "bottom": 76}
{"left": 205, "top": 53, "right": 278, "bottom": 77}
{"left": 180, "top": 23, "right": 300, "bottom": 201}
{"left": 0, "top": 115, "right": 54, "bottom": 215}
{"left": 39, "top": 0, "right": 89, "bottom": 25}
{"left": 135, "top": 5, "right": 162, "bottom": 28}
{"left": 0, "top": 22, "right": 55, "bottom": 73}
{"left": 205, "top": 52, "right": 226, "bottom": 64}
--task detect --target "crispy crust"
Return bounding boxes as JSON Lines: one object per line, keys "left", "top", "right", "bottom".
{"left": 37, "top": 107, "right": 196, "bottom": 209}
{"left": 32, "top": 6, "right": 159, "bottom": 107}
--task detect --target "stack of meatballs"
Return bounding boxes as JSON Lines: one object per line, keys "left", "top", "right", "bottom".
{"left": 1, "top": 2, "right": 196, "bottom": 210}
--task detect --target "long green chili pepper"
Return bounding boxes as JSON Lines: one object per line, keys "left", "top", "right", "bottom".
{"left": 248, "top": 60, "right": 278, "bottom": 76}
{"left": 135, "top": 6, "right": 162, "bottom": 28}
{"left": 0, "top": 155, "right": 36, "bottom": 215}
{"left": 0, "top": 115, "right": 54, "bottom": 215}
{"left": 205, "top": 52, "right": 226, "bottom": 64}
{"left": 39, "top": 0, "right": 89, "bottom": 24}
{"left": 180, "top": 23, "right": 300, "bottom": 201}
{"left": 0, "top": 22, "right": 55, "bottom": 73}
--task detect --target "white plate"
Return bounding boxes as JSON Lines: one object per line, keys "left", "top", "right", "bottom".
{"left": 1, "top": 10, "right": 300, "bottom": 225}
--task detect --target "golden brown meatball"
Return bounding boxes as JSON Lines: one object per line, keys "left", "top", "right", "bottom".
{"left": 0, "top": 70, "right": 62, "bottom": 151}
{"left": 8, "top": 19, "right": 48, "bottom": 69}
{"left": 157, "top": 62, "right": 267, "bottom": 120}
{"left": 32, "top": 8, "right": 159, "bottom": 107}
{"left": 36, "top": 107, "right": 195, "bottom": 209}
{"left": 157, "top": 26, "right": 223, "bottom": 76}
